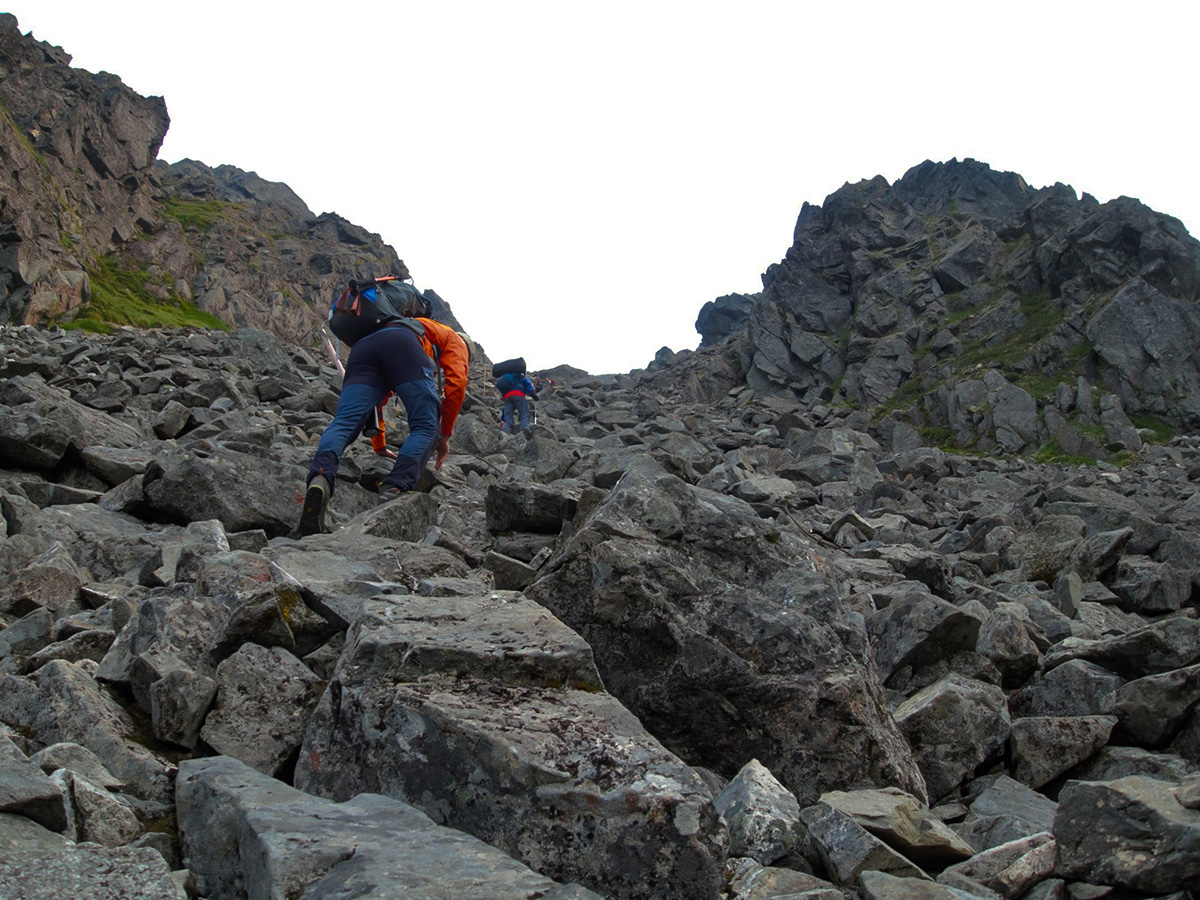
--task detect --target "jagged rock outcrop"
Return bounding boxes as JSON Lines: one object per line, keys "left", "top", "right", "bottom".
{"left": 699, "top": 157, "right": 1200, "bottom": 455}
{"left": 0, "top": 16, "right": 462, "bottom": 353}
{"left": 0, "top": 322, "right": 1197, "bottom": 899}
{"left": 0, "top": 13, "right": 168, "bottom": 323}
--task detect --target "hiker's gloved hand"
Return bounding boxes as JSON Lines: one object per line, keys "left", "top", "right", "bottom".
{"left": 434, "top": 434, "right": 450, "bottom": 470}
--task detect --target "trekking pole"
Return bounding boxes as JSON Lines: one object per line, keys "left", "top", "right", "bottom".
{"left": 321, "top": 330, "right": 346, "bottom": 378}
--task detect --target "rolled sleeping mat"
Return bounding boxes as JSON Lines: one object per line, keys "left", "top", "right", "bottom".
{"left": 491, "top": 357, "right": 526, "bottom": 378}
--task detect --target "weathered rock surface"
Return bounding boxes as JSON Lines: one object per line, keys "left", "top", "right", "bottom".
{"left": 1054, "top": 776, "right": 1200, "bottom": 893}
{"left": 178, "top": 755, "right": 602, "bottom": 900}
{"left": 295, "top": 594, "right": 726, "bottom": 899}
{"left": 528, "top": 459, "right": 925, "bottom": 808}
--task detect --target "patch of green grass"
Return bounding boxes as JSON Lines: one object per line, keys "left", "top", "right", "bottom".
{"left": 877, "top": 372, "right": 927, "bottom": 416}
{"left": 919, "top": 424, "right": 955, "bottom": 447}
{"left": 1003, "top": 234, "right": 1031, "bottom": 254}
{"left": 1015, "top": 373, "right": 1064, "bottom": 400}
{"left": 1130, "top": 414, "right": 1176, "bottom": 445}
{"left": 951, "top": 289, "right": 1063, "bottom": 374}
{"left": 1067, "top": 340, "right": 1093, "bottom": 361}
{"left": 75, "top": 256, "right": 229, "bottom": 331}
{"left": 161, "top": 197, "right": 234, "bottom": 233}
{"left": 1033, "top": 440, "right": 1096, "bottom": 467}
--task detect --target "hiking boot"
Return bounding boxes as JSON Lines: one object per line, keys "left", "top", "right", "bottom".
{"left": 376, "top": 485, "right": 407, "bottom": 506}
{"left": 299, "top": 475, "right": 331, "bottom": 536}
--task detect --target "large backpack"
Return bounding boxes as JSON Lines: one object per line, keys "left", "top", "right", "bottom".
{"left": 492, "top": 357, "right": 526, "bottom": 378}
{"left": 328, "top": 276, "right": 432, "bottom": 347}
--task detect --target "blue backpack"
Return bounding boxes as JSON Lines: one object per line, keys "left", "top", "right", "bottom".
{"left": 496, "top": 372, "right": 522, "bottom": 395}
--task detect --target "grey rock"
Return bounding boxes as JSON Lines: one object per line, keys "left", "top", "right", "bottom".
{"left": 486, "top": 479, "right": 581, "bottom": 533}
{"left": 22, "top": 625, "right": 112, "bottom": 674}
{"left": 1054, "top": 776, "right": 1200, "bottom": 893}
{"left": 482, "top": 549, "right": 540, "bottom": 590}
{"left": 1069, "top": 746, "right": 1199, "bottom": 784}
{"left": 716, "top": 758, "right": 805, "bottom": 865}
{"left": 867, "top": 591, "right": 984, "bottom": 684}
{"left": 725, "top": 859, "right": 841, "bottom": 899}
{"left": 357, "top": 489, "right": 440, "bottom": 542}
{"left": 0, "top": 726, "right": 67, "bottom": 831}
{"left": 28, "top": 741, "right": 123, "bottom": 789}
{"left": 149, "top": 666, "right": 217, "bottom": 750}
{"left": 819, "top": 786, "right": 974, "bottom": 866}
{"left": 527, "top": 460, "right": 925, "bottom": 808}
{"left": 199, "top": 643, "right": 323, "bottom": 778}
{"left": 955, "top": 775, "right": 1058, "bottom": 853}
{"left": 1108, "top": 554, "right": 1191, "bottom": 614}
{"left": 800, "top": 801, "right": 930, "bottom": 887}
{"left": 976, "top": 604, "right": 1041, "bottom": 687}
{"left": 295, "top": 594, "right": 723, "bottom": 899}
{"left": 141, "top": 445, "right": 306, "bottom": 537}
{"left": 209, "top": 581, "right": 335, "bottom": 660}
{"left": 95, "top": 585, "right": 225, "bottom": 712}
{"left": 0, "top": 542, "right": 83, "bottom": 619}
{"left": 939, "top": 831, "right": 1055, "bottom": 899}
{"left": 1009, "top": 716, "right": 1117, "bottom": 789}
{"left": 1112, "top": 663, "right": 1200, "bottom": 747}
{"left": 0, "top": 839, "right": 185, "bottom": 900}
{"left": 59, "top": 769, "right": 141, "bottom": 846}
{"left": 177, "top": 755, "right": 602, "bottom": 900}
{"left": 858, "top": 870, "right": 990, "bottom": 899}
{"left": 0, "top": 661, "right": 172, "bottom": 803}
{"left": 0, "top": 607, "right": 55, "bottom": 670}
{"left": 1042, "top": 616, "right": 1200, "bottom": 680}
{"left": 894, "top": 674, "right": 1010, "bottom": 802}
{"left": 79, "top": 446, "right": 153, "bottom": 487}
{"left": 1009, "top": 660, "right": 1122, "bottom": 718}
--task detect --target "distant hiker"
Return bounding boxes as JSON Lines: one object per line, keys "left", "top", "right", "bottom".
{"left": 492, "top": 357, "right": 537, "bottom": 434}
{"left": 299, "top": 275, "right": 469, "bottom": 536}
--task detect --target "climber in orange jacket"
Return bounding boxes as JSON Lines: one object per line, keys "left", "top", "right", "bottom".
{"left": 300, "top": 278, "right": 470, "bottom": 536}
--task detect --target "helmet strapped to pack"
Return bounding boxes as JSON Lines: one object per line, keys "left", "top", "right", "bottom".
{"left": 328, "top": 275, "right": 432, "bottom": 347}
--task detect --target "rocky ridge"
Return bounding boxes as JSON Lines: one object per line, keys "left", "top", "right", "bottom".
{"left": 0, "top": 322, "right": 1197, "bottom": 899}
{"left": 696, "top": 158, "right": 1200, "bottom": 457}
{"left": 0, "top": 15, "right": 459, "bottom": 349}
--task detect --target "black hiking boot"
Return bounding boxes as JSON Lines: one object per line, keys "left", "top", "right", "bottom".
{"left": 299, "top": 475, "right": 331, "bottom": 535}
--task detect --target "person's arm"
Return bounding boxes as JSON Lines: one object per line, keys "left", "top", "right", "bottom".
{"left": 420, "top": 320, "right": 469, "bottom": 467}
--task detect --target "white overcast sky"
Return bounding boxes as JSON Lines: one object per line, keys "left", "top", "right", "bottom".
{"left": 9, "top": 2, "right": 1199, "bottom": 375}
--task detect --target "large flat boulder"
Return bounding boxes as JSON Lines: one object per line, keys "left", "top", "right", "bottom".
{"left": 177, "top": 756, "right": 602, "bottom": 900}
{"left": 296, "top": 593, "right": 726, "bottom": 900}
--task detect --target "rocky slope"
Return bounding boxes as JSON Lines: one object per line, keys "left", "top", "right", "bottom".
{"left": 0, "top": 323, "right": 1197, "bottom": 899}
{"left": 697, "top": 158, "right": 1200, "bottom": 458}
{"left": 2, "top": 13, "right": 1200, "bottom": 900}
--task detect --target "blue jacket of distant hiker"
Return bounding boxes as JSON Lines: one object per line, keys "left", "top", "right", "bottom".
{"left": 496, "top": 372, "right": 536, "bottom": 433}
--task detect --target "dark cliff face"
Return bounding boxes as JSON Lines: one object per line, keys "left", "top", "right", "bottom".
{"left": 696, "top": 157, "right": 1200, "bottom": 447}
{"left": 0, "top": 13, "right": 169, "bottom": 322}
{"left": 0, "top": 16, "right": 459, "bottom": 351}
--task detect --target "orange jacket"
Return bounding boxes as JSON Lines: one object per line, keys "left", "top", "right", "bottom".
{"left": 368, "top": 318, "right": 469, "bottom": 452}
{"left": 417, "top": 317, "right": 469, "bottom": 436}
